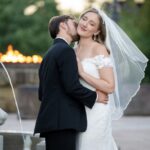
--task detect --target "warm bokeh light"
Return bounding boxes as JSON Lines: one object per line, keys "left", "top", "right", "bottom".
{"left": 0, "top": 45, "right": 42, "bottom": 64}
{"left": 134, "top": 0, "right": 145, "bottom": 3}
{"left": 104, "top": 0, "right": 113, "bottom": 3}
{"left": 24, "top": 5, "right": 38, "bottom": 16}
{"left": 56, "top": 0, "right": 107, "bottom": 13}
{"left": 56, "top": 0, "right": 86, "bottom": 13}
{"left": 24, "top": 1, "right": 45, "bottom": 16}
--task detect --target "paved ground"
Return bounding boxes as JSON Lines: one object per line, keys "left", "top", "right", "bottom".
{"left": 0, "top": 114, "right": 150, "bottom": 150}
{"left": 112, "top": 117, "right": 150, "bottom": 150}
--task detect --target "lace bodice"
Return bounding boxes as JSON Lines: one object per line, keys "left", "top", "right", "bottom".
{"left": 79, "top": 55, "right": 113, "bottom": 91}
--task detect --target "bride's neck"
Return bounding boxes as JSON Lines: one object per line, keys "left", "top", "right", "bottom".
{"left": 78, "top": 37, "right": 93, "bottom": 49}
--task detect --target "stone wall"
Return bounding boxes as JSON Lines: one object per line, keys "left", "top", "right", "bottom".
{"left": 16, "top": 84, "right": 40, "bottom": 119}
{"left": 0, "top": 63, "right": 39, "bottom": 114}
{"left": 0, "top": 63, "right": 39, "bottom": 86}
{"left": 125, "top": 84, "right": 150, "bottom": 115}
{"left": 0, "top": 64, "right": 150, "bottom": 116}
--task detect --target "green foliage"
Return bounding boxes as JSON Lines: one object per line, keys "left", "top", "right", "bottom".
{"left": 117, "top": 0, "right": 150, "bottom": 82}
{"left": 0, "top": 0, "right": 59, "bottom": 55}
{"left": 103, "top": 0, "right": 150, "bottom": 82}
{"left": 0, "top": 0, "right": 149, "bottom": 82}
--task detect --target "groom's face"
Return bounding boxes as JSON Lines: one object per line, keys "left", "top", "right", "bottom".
{"left": 65, "top": 19, "right": 79, "bottom": 41}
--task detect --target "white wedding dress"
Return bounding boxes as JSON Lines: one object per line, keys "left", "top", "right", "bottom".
{"left": 76, "top": 55, "right": 118, "bottom": 150}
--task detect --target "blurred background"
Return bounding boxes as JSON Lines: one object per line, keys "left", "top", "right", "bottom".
{"left": 0, "top": 0, "right": 149, "bottom": 79}
{"left": 0, "top": 0, "right": 150, "bottom": 150}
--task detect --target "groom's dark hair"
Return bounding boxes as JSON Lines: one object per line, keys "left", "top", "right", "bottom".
{"left": 48, "top": 15, "right": 74, "bottom": 39}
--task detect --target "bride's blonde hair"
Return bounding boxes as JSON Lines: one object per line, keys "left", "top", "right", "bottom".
{"left": 80, "top": 8, "right": 106, "bottom": 44}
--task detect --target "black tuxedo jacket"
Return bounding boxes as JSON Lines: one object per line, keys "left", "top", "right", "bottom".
{"left": 34, "top": 38, "right": 96, "bottom": 134}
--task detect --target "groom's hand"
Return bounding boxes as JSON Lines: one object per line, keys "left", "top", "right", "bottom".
{"left": 96, "top": 91, "right": 108, "bottom": 104}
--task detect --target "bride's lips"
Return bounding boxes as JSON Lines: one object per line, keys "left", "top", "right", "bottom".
{"left": 79, "top": 26, "right": 87, "bottom": 32}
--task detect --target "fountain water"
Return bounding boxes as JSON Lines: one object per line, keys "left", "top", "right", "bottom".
{"left": 23, "top": 135, "right": 32, "bottom": 150}
{"left": 0, "top": 61, "right": 33, "bottom": 150}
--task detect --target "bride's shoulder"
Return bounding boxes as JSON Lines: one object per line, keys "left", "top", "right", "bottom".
{"left": 93, "top": 42, "right": 109, "bottom": 57}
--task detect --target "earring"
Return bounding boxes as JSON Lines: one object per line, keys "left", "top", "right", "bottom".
{"left": 93, "top": 34, "right": 97, "bottom": 41}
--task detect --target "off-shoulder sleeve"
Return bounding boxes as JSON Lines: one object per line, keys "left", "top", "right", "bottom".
{"left": 94, "top": 55, "right": 113, "bottom": 69}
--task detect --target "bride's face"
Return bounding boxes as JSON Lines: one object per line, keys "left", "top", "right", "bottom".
{"left": 77, "top": 12, "right": 100, "bottom": 38}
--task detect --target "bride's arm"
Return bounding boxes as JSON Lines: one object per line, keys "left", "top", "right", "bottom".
{"left": 79, "top": 65, "right": 115, "bottom": 94}
{"left": 76, "top": 47, "right": 115, "bottom": 94}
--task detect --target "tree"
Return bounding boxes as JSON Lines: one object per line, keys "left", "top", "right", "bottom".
{"left": 0, "top": 0, "right": 59, "bottom": 55}
{"left": 118, "top": 0, "right": 150, "bottom": 82}
{"left": 103, "top": 0, "right": 150, "bottom": 82}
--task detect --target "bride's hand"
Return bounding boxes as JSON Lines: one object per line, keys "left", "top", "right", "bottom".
{"left": 76, "top": 57, "right": 84, "bottom": 76}
{"left": 96, "top": 90, "right": 108, "bottom": 104}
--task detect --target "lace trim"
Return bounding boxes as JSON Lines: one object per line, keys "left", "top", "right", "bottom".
{"left": 92, "top": 55, "right": 113, "bottom": 69}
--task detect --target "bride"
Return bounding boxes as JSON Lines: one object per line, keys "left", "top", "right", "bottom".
{"left": 75, "top": 8, "right": 148, "bottom": 150}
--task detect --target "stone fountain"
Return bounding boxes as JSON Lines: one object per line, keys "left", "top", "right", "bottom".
{"left": 0, "top": 108, "right": 7, "bottom": 125}
{"left": 0, "top": 62, "right": 44, "bottom": 150}
{"left": 0, "top": 109, "right": 44, "bottom": 150}
{"left": 0, "top": 108, "right": 8, "bottom": 150}
{"left": 0, "top": 63, "right": 40, "bottom": 119}
{"left": 0, "top": 47, "right": 45, "bottom": 150}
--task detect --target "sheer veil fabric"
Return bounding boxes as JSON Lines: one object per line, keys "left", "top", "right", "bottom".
{"left": 95, "top": 8, "right": 148, "bottom": 119}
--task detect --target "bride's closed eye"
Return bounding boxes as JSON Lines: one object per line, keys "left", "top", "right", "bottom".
{"left": 82, "top": 17, "right": 95, "bottom": 25}
{"left": 82, "top": 16, "right": 87, "bottom": 21}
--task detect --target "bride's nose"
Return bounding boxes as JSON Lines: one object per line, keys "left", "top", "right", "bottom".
{"left": 82, "top": 21, "right": 88, "bottom": 28}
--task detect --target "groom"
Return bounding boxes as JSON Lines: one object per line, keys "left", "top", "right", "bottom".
{"left": 34, "top": 15, "right": 107, "bottom": 150}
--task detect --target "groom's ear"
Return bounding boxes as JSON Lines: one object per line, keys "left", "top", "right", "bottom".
{"left": 60, "top": 22, "right": 67, "bottom": 31}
